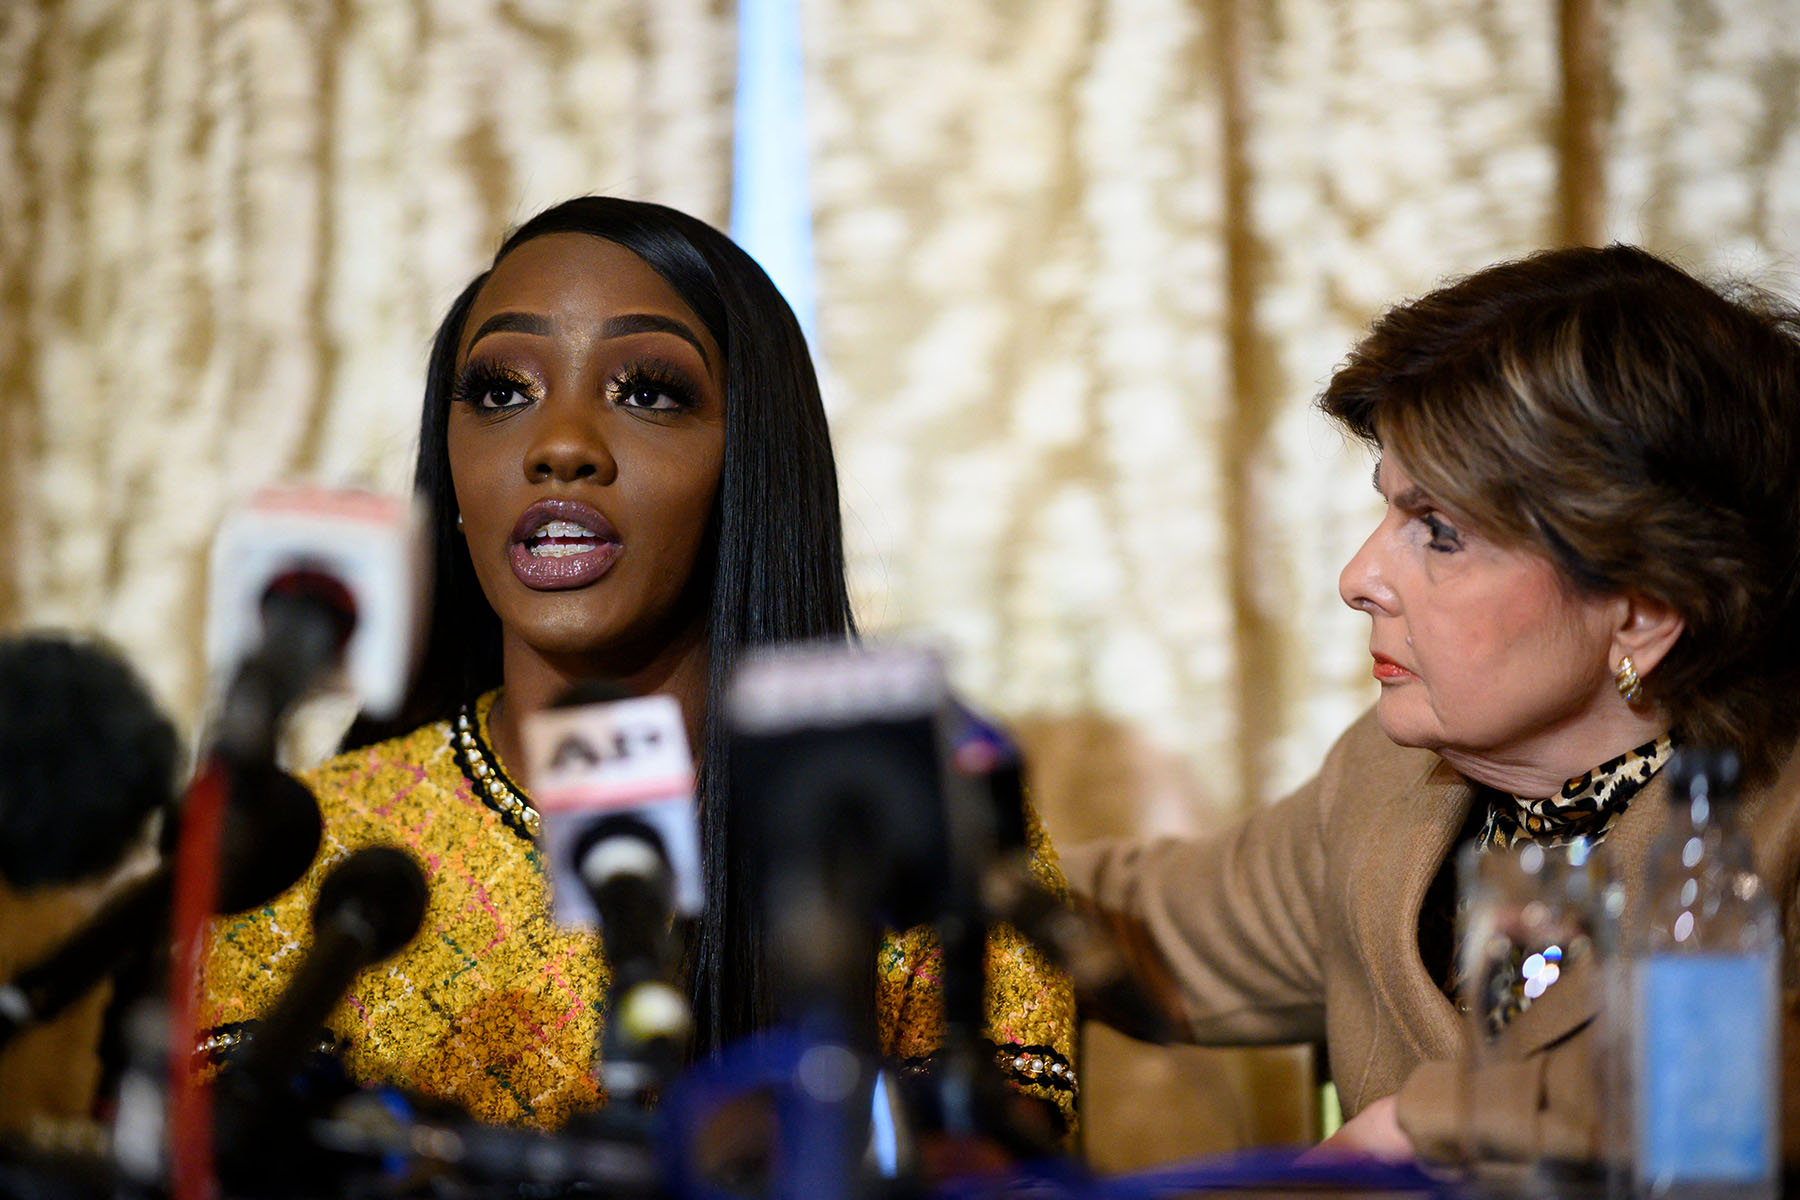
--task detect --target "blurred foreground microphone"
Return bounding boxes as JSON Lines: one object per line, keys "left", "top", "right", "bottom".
{"left": 0, "top": 634, "right": 180, "bottom": 1130}
{"left": 726, "top": 643, "right": 955, "bottom": 1200}
{"left": 727, "top": 641, "right": 953, "bottom": 1033}
{"left": 214, "top": 846, "right": 427, "bottom": 1192}
{"left": 173, "top": 486, "right": 422, "bottom": 1200}
{"left": 523, "top": 683, "right": 700, "bottom": 1099}
{"left": 226, "top": 847, "right": 428, "bottom": 1094}
{"left": 0, "top": 765, "right": 320, "bottom": 1051}
{"left": 0, "top": 635, "right": 178, "bottom": 891}
{"left": 205, "top": 485, "right": 427, "bottom": 757}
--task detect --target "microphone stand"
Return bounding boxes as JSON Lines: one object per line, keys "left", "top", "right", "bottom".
{"left": 757, "top": 746, "right": 921, "bottom": 1200}
{"left": 573, "top": 821, "right": 692, "bottom": 1111}
{"left": 768, "top": 865, "right": 881, "bottom": 1200}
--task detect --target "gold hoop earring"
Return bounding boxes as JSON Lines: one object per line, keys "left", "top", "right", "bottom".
{"left": 1614, "top": 656, "right": 1644, "bottom": 704}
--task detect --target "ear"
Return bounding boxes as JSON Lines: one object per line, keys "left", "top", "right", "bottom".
{"left": 1610, "top": 592, "right": 1685, "bottom": 677}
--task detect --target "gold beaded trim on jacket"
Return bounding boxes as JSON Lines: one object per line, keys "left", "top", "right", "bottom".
{"left": 994, "top": 1041, "right": 1077, "bottom": 1092}
{"left": 450, "top": 703, "right": 541, "bottom": 838}
{"left": 194, "top": 1021, "right": 337, "bottom": 1068}
{"left": 895, "top": 1040, "right": 1077, "bottom": 1094}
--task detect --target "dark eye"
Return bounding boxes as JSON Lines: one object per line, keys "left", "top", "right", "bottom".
{"left": 612, "top": 364, "right": 697, "bottom": 413}
{"left": 1421, "top": 513, "right": 1464, "bottom": 553}
{"left": 453, "top": 362, "right": 538, "bottom": 411}
{"left": 619, "top": 383, "right": 684, "bottom": 411}
{"left": 475, "top": 384, "right": 531, "bottom": 409}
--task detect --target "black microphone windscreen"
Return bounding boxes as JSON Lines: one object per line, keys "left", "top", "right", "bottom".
{"left": 217, "top": 765, "right": 324, "bottom": 913}
{"left": 313, "top": 846, "right": 429, "bottom": 961}
{"left": 262, "top": 570, "right": 358, "bottom": 656}
{"left": 0, "top": 634, "right": 178, "bottom": 889}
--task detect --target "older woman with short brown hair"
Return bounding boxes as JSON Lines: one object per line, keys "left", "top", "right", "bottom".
{"left": 1065, "top": 244, "right": 1800, "bottom": 1164}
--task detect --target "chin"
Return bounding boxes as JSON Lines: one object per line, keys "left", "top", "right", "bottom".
{"left": 493, "top": 600, "right": 622, "bottom": 657}
{"left": 525, "top": 622, "right": 636, "bottom": 660}
{"left": 1373, "top": 694, "right": 1443, "bottom": 752}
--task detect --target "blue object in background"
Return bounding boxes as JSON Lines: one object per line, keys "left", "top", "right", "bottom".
{"left": 1636, "top": 952, "right": 1778, "bottom": 1186}
{"left": 731, "top": 0, "right": 818, "bottom": 347}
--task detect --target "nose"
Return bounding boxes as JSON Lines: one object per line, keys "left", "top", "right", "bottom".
{"left": 526, "top": 396, "right": 618, "bottom": 485}
{"left": 1338, "top": 524, "right": 1396, "bottom": 616}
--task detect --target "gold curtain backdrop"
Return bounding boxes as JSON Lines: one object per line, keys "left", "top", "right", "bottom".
{"left": 2, "top": 0, "right": 1798, "bottom": 1163}
{"left": 0, "top": 0, "right": 737, "bottom": 736}
{"left": 9, "top": 0, "right": 1796, "bottom": 812}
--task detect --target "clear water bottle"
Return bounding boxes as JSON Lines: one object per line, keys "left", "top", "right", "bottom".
{"left": 1456, "top": 837, "right": 1602, "bottom": 1194}
{"left": 1628, "top": 748, "right": 1779, "bottom": 1200}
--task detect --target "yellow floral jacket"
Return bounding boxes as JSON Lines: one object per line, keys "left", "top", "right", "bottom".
{"left": 201, "top": 692, "right": 1076, "bottom": 1131}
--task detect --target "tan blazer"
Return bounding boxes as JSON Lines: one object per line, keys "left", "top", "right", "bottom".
{"left": 1062, "top": 708, "right": 1800, "bottom": 1162}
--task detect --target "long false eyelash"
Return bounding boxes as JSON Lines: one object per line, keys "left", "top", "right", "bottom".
{"left": 611, "top": 358, "right": 701, "bottom": 410}
{"left": 451, "top": 358, "right": 538, "bottom": 408}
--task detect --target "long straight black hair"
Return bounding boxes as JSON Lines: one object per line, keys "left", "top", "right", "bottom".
{"left": 348, "top": 196, "right": 856, "bottom": 1052}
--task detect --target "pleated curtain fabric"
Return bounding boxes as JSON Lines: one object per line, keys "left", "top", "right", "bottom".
{"left": 0, "top": 0, "right": 1794, "bottom": 822}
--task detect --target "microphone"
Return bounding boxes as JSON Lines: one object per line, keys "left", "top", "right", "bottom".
{"left": 947, "top": 709, "right": 1186, "bottom": 1044}
{"left": 0, "top": 766, "right": 322, "bottom": 1051}
{"left": 723, "top": 642, "right": 963, "bottom": 1198}
{"left": 0, "top": 633, "right": 178, "bottom": 1079}
{"left": 212, "top": 846, "right": 427, "bottom": 1195}
{"left": 0, "top": 634, "right": 182, "bottom": 1138}
{"left": 727, "top": 641, "right": 955, "bottom": 1024}
{"left": 205, "top": 484, "right": 428, "bottom": 741}
{"left": 522, "top": 683, "right": 700, "bottom": 1095}
{"left": 225, "top": 846, "right": 427, "bottom": 1097}
{"left": 945, "top": 701, "right": 1029, "bottom": 854}
{"left": 0, "top": 633, "right": 179, "bottom": 892}
{"left": 178, "top": 487, "right": 422, "bottom": 1200}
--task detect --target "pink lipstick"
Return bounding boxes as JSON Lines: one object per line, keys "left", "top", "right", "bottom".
{"left": 508, "top": 499, "right": 621, "bottom": 590}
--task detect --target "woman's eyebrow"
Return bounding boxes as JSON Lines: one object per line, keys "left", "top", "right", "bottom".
{"left": 1369, "top": 462, "right": 1433, "bottom": 511}
{"left": 463, "top": 309, "right": 713, "bottom": 369}
{"left": 600, "top": 312, "right": 711, "bottom": 368}
{"left": 466, "top": 311, "right": 552, "bottom": 352}
{"left": 1392, "top": 486, "right": 1431, "bottom": 511}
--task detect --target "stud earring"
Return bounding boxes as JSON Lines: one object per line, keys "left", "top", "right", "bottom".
{"left": 1614, "top": 656, "right": 1644, "bottom": 704}
{"left": 455, "top": 513, "right": 465, "bottom": 532}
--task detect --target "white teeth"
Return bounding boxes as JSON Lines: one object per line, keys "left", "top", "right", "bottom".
{"left": 536, "top": 519, "right": 599, "bottom": 538}
{"left": 525, "top": 516, "right": 605, "bottom": 556}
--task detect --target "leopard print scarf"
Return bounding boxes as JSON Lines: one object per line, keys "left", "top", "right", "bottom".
{"left": 1478, "top": 735, "right": 1674, "bottom": 851}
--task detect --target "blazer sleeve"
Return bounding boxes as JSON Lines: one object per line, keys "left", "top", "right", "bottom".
{"left": 1061, "top": 748, "right": 1338, "bottom": 1046}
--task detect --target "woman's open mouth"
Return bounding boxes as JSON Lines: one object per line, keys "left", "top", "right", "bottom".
{"left": 508, "top": 500, "right": 621, "bottom": 590}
